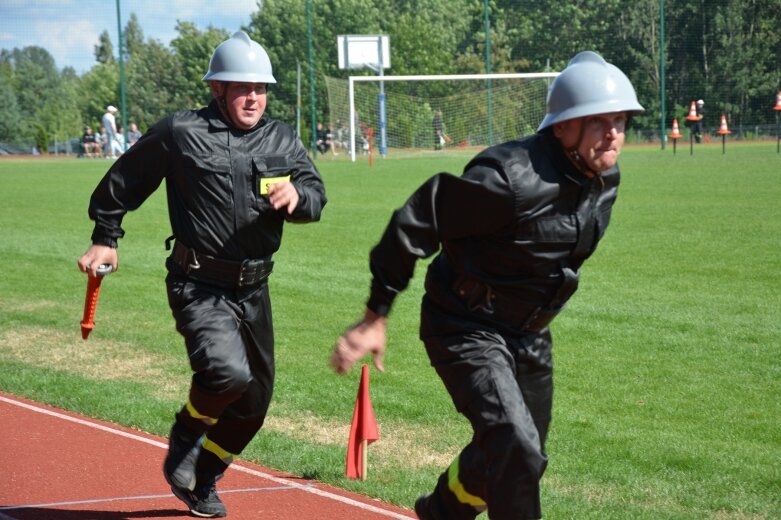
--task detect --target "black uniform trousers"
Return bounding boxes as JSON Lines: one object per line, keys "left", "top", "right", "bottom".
{"left": 421, "top": 297, "right": 553, "bottom": 520}
{"left": 166, "top": 274, "right": 275, "bottom": 457}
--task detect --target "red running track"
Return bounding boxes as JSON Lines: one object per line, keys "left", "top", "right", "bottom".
{"left": 0, "top": 393, "right": 415, "bottom": 520}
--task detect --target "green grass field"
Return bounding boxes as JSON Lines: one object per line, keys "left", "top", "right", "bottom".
{"left": 1, "top": 142, "right": 779, "bottom": 518}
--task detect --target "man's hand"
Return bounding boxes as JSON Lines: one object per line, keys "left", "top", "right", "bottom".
{"left": 267, "top": 181, "right": 300, "bottom": 214}
{"left": 78, "top": 245, "right": 118, "bottom": 278}
{"left": 331, "top": 309, "right": 387, "bottom": 375}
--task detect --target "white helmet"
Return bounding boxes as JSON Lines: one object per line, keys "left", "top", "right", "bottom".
{"left": 538, "top": 51, "right": 644, "bottom": 131}
{"left": 203, "top": 31, "right": 276, "bottom": 84}
{"left": 696, "top": 99, "right": 704, "bottom": 106}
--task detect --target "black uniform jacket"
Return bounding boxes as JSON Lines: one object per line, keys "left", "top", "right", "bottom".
{"left": 366, "top": 131, "right": 619, "bottom": 334}
{"left": 88, "top": 100, "right": 327, "bottom": 262}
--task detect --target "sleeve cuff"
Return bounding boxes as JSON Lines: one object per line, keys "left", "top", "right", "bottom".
{"left": 91, "top": 234, "right": 118, "bottom": 248}
{"left": 366, "top": 283, "right": 396, "bottom": 317}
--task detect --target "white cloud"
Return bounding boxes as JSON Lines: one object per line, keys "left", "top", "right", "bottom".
{"left": 0, "top": 0, "right": 260, "bottom": 72}
{"left": 168, "top": 0, "right": 258, "bottom": 19}
{"left": 35, "top": 19, "right": 100, "bottom": 70}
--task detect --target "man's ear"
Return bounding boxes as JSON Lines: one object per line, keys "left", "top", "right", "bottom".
{"left": 209, "top": 81, "right": 224, "bottom": 99}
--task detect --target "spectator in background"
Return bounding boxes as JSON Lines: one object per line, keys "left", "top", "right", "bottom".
{"left": 433, "top": 109, "right": 444, "bottom": 151}
{"left": 96, "top": 127, "right": 107, "bottom": 156}
{"left": 326, "top": 125, "right": 338, "bottom": 155}
{"left": 81, "top": 126, "right": 100, "bottom": 158}
{"left": 315, "top": 122, "right": 335, "bottom": 155}
{"left": 358, "top": 118, "right": 371, "bottom": 155}
{"left": 110, "top": 127, "right": 125, "bottom": 158}
{"left": 127, "top": 123, "right": 142, "bottom": 147}
{"left": 335, "top": 119, "right": 349, "bottom": 153}
{"left": 101, "top": 105, "right": 118, "bottom": 158}
{"left": 692, "top": 99, "right": 705, "bottom": 143}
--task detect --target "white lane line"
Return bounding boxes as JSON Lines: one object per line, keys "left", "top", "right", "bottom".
{"left": 0, "top": 395, "right": 415, "bottom": 519}
{"left": 0, "top": 484, "right": 312, "bottom": 511}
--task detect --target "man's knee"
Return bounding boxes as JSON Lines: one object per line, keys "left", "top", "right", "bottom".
{"left": 483, "top": 422, "right": 547, "bottom": 482}
{"left": 189, "top": 361, "right": 252, "bottom": 419}
{"left": 206, "top": 359, "right": 252, "bottom": 396}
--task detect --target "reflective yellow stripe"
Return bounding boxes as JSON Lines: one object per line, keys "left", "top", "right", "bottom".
{"left": 447, "top": 457, "right": 486, "bottom": 507}
{"left": 185, "top": 400, "right": 218, "bottom": 426}
{"left": 202, "top": 436, "right": 235, "bottom": 464}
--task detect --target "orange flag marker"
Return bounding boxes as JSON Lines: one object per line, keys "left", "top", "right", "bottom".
{"left": 80, "top": 264, "right": 112, "bottom": 340}
{"left": 346, "top": 364, "right": 379, "bottom": 480}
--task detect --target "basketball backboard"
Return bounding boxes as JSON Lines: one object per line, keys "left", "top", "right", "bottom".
{"left": 337, "top": 35, "right": 390, "bottom": 70}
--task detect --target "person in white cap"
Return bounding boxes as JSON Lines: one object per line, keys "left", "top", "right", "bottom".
{"left": 101, "top": 105, "right": 118, "bottom": 158}
{"left": 693, "top": 99, "right": 705, "bottom": 143}
{"left": 77, "top": 31, "right": 327, "bottom": 518}
{"left": 331, "top": 50, "right": 643, "bottom": 520}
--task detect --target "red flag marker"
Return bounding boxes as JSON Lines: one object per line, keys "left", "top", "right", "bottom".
{"left": 80, "top": 264, "right": 112, "bottom": 340}
{"left": 346, "top": 364, "right": 379, "bottom": 480}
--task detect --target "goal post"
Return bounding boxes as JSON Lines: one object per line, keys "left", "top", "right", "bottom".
{"left": 324, "top": 73, "right": 559, "bottom": 161}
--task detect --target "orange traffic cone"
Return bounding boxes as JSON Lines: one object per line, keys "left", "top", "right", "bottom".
{"left": 685, "top": 101, "right": 699, "bottom": 121}
{"left": 774, "top": 91, "right": 781, "bottom": 111}
{"left": 669, "top": 118, "right": 682, "bottom": 139}
{"left": 717, "top": 114, "right": 731, "bottom": 135}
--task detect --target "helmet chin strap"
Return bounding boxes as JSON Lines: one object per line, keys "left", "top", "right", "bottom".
{"left": 218, "top": 94, "right": 239, "bottom": 128}
{"left": 563, "top": 120, "right": 597, "bottom": 178}
{"left": 212, "top": 82, "right": 240, "bottom": 129}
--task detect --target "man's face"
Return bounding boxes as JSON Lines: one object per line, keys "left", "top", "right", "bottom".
{"left": 554, "top": 112, "right": 627, "bottom": 173}
{"left": 212, "top": 81, "right": 267, "bottom": 130}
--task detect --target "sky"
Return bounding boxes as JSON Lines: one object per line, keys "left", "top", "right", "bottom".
{"left": 0, "top": 0, "right": 259, "bottom": 74}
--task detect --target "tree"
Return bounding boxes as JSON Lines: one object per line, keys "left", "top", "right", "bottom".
{"left": 3, "top": 0, "right": 780, "bottom": 149}
{"left": 77, "top": 63, "right": 119, "bottom": 129}
{"left": 95, "top": 31, "right": 114, "bottom": 65}
{"left": 125, "top": 39, "right": 185, "bottom": 128}
{"left": 710, "top": 0, "right": 780, "bottom": 125}
{"left": 611, "top": 0, "right": 664, "bottom": 131}
{"left": 38, "top": 82, "right": 83, "bottom": 153}
{"left": 0, "top": 65, "right": 22, "bottom": 144}
{"left": 124, "top": 13, "right": 145, "bottom": 61}
{"left": 454, "top": 2, "right": 529, "bottom": 76}
{"left": 171, "top": 22, "right": 229, "bottom": 110}
{"left": 247, "top": 0, "right": 473, "bottom": 124}
{"left": 4, "top": 47, "right": 61, "bottom": 145}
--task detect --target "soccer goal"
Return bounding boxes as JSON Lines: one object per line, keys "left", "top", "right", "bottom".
{"left": 324, "top": 72, "right": 559, "bottom": 161}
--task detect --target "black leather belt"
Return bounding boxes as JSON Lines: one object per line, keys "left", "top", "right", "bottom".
{"left": 170, "top": 241, "right": 273, "bottom": 288}
{"left": 451, "top": 267, "right": 579, "bottom": 333}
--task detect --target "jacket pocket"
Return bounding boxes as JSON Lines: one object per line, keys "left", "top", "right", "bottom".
{"left": 181, "top": 152, "right": 233, "bottom": 208}
{"left": 252, "top": 155, "right": 294, "bottom": 210}
{"left": 515, "top": 214, "right": 577, "bottom": 243}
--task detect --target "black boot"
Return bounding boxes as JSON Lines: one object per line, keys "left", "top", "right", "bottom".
{"left": 171, "top": 476, "right": 227, "bottom": 518}
{"left": 417, "top": 472, "right": 482, "bottom": 520}
{"left": 415, "top": 494, "right": 436, "bottom": 520}
{"left": 163, "top": 412, "right": 206, "bottom": 492}
{"left": 170, "top": 446, "right": 230, "bottom": 518}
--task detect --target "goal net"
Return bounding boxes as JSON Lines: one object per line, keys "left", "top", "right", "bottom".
{"left": 323, "top": 73, "right": 559, "bottom": 161}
